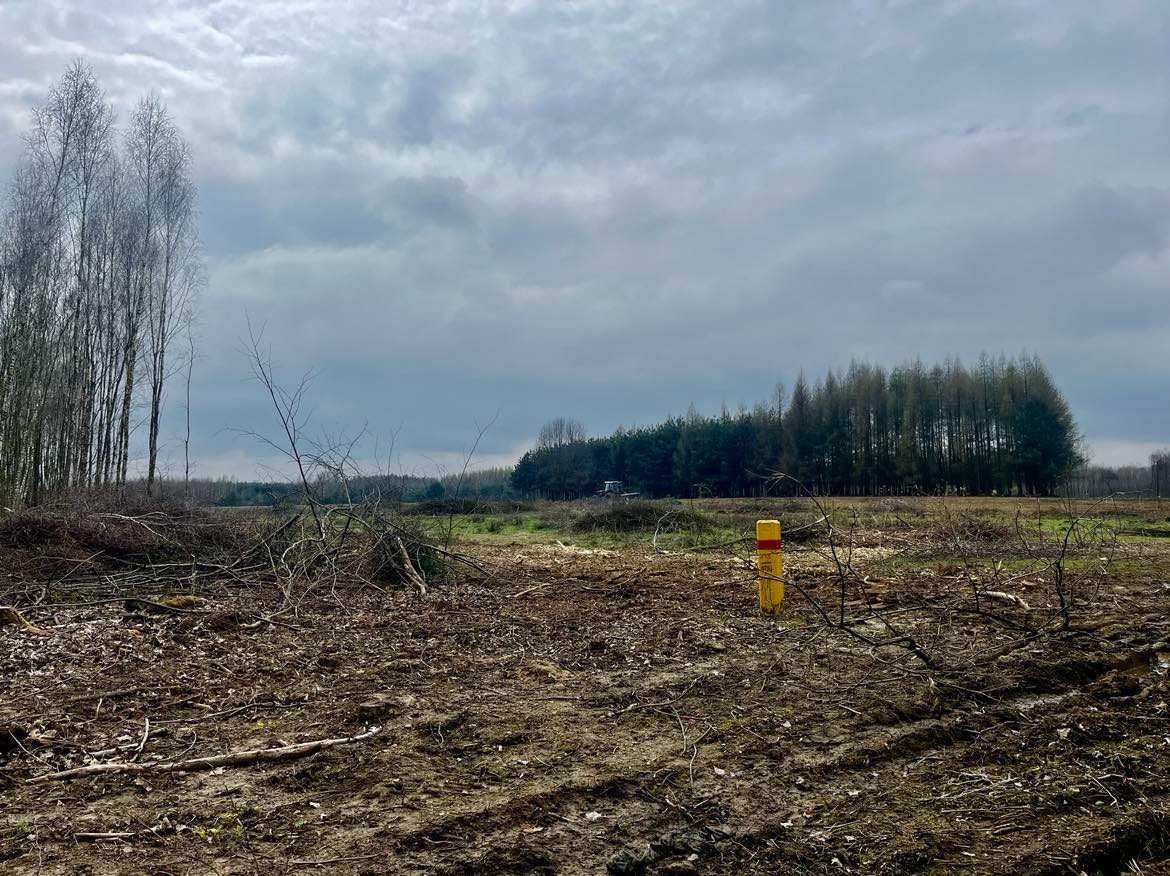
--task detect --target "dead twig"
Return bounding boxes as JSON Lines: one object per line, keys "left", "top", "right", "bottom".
{"left": 0, "top": 605, "right": 47, "bottom": 634}
{"left": 26, "top": 726, "right": 381, "bottom": 783}
{"left": 130, "top": 718, "right": 150, "bottom": 762}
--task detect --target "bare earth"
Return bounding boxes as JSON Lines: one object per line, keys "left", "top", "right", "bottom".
{"left": 2, "top": 505, "right": 1169, "bottom": 874}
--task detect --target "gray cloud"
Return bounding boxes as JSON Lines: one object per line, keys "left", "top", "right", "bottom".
{"left": 1, "top": 0, "right": 1168, "bottom": 479}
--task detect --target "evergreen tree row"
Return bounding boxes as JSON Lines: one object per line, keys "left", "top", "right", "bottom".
{"left": 511, "top": 355, "right": 1083, "bottom": 498}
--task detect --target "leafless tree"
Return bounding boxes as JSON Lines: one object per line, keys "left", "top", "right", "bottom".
{"left": 1152, "top": 450, "right": 1169, "bottom": 499}
{"left": 536, "top": 416, "right": 586, "bottom": 449}
{"left": 0, "top": 62, "right": 201, "bottom": 505}
{"left": 235, "top": 321, "right": 473, "bottom": 606}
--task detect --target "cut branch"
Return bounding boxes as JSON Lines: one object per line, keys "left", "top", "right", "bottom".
{"left": 26, "top": 726, "right": 381, "bottom": 783}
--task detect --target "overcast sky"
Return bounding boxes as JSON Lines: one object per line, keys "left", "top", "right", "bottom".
{"left": 1, "top": 0, "right": 1167, "bottom": 479}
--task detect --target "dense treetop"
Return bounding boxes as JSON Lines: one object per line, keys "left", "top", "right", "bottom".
{"left": 512, "top": 355, "right": 1084, "bottom": 498}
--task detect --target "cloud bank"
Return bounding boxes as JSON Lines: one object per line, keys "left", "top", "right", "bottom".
{"left": 1, "top": 0, "right": 1167, "bottom": 478}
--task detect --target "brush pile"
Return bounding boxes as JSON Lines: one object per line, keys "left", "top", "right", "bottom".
{"left": 567, "top": 500, "right": 714, "bottom": 534}
{"left": 0, "top": 493, "right": 449, "bottom": 611}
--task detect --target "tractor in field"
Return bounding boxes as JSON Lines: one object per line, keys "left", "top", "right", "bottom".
{"left": 595, "top": 480, "right": 640, "bottom": 500}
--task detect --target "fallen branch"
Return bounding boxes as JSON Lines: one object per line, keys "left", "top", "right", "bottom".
{"left": 26, "top": 726, "right": 381, "bottom": 783}
{"left": 508, "top": 580, "right": 557, "bottom": 599}
{"left": 75, "top": 824, "right": 173, "bottom": 843}
{"left": 130, "top": 717, "right": 151, "bottom": 762}
{"left": 0, "top": 605, "right": 46, "bottom": 634}
{"left": 87, "top": 726, "right": 170, "bottom": 759}
{"left": 982, "top": 590, "right": 1032, "bottom": 610}
{"left": 122, "top": 596, "right": 208, "bottom": 615}
{"left": 394, "top": 537, "right": 426, "bottom": 596}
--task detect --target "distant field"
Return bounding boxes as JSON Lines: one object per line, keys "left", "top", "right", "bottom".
{"left": 428, "top": 495, "right": 1170, "bottom": 551}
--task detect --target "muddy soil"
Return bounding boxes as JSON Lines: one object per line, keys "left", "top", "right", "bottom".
{"left": 2, "top": 529, "right": 1169, "bottom": 874}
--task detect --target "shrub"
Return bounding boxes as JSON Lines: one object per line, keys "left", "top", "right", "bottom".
{"left": 569, "top": 501, "right": 714, "bottom": 534}
{"left": 405, "top": 498, "right": 534, "bottom": 516}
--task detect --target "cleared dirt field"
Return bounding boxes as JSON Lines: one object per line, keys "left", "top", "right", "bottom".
{"left": 2, "top": 498, "right": 1169, "bottom": 874}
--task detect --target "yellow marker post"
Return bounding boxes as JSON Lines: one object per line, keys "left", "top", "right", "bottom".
{"left": 756, "top": 519, "right": 784, "bottom": 615}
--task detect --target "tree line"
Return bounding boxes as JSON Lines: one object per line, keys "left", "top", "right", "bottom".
{"left": 140, "top": 467, "right": 518, "bottom": 507}
{"left": 512, "top": 355, "right": 1085, "bottom": 498}
{"left": 0, "top": 62, "right": 200, "bottom": 504}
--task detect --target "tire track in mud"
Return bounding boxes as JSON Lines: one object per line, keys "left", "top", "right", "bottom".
{"left": 368, "top": 663, "right": 745, "bottom": 871}
{"left": 287, "top": 635, "right": 1162, "bottom": 874}
{"left": 388, "top": 642, "right": 1163, "bottom": 872}
{"left": 1026, "top": 809, "right": 1170, "bottom": 876}
{"left": 689, "top": 641, "right": 1170, "bottom": 873}
{"left": 392, "top": 771, "right": 646, "bottom": 852}
{"left": 287, "top": 635, "right": 1165, "bottom": 874}
{"left": 381, "top": 645, "right": 1141, "bottom": 870}
{"left": 707, "top": 644, "right": 1155, "bottom": 792}
{"left": 388, "top": 734, "right": 685, "bottom": 853}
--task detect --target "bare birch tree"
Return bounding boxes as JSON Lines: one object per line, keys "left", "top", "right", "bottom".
{"left": 0, "top": 62, "right": 201, "bottom": 505}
